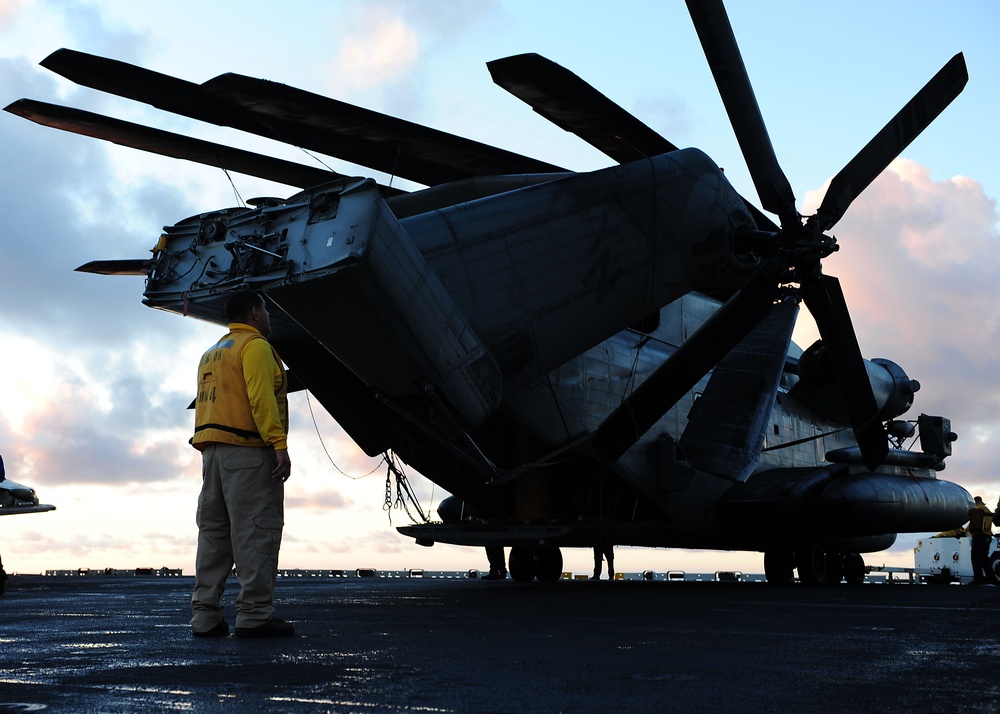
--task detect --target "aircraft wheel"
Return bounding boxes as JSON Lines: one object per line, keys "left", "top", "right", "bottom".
{"left": 508, "top": 546, "right": 536, "bottom": 583}
{"left": 795, "top": 544, "right": 827, "bottom": 585}
{"left": 843, "top": 553, "right": 866, "bottom": 585}
{"left": 535, "top": 547, "right": 563, "bottom": 583}
{"left": 763, "top": 549, "right": 794, "bottom": 585}
{"left": 507, "top": 546, "right": 563, "bottom": 583}
{"left": 825, "top": 552, "right": 845, "bottom": 584}
{"left": 987, "top": 552, "right": 1000, "bottom": 581}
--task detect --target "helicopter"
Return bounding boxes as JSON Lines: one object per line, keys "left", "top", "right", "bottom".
{"left": 0, "top": 479, "right": 55, "bottom": 518}
{"left": 1, "top": 464, "right": 56, "bottom": 595}
{"left": 5, "top": 0, "right": 972, "bottom": 585}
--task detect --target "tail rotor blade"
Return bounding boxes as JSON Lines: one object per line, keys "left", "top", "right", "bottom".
{"left": 814, "top": 53, "right": 968, "bottom": 232}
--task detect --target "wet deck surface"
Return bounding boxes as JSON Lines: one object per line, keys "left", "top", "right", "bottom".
{"left": 1, "top": 575, "right": 998, "bottom": 713}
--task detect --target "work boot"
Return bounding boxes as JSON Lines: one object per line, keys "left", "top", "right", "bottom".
{"left": 234, "top": 617, "right": 295, "bottom": 638}
{"left": 192, "top": 619, "right": 229, "bottom": 638}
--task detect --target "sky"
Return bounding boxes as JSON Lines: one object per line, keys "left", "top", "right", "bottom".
{"left": 1, "top": 0, "right": 998, "bottom": 577}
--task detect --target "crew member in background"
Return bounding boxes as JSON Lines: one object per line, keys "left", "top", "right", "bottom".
{"left": 482, "top": 547, "right": 507, "bottom": 580}
{"left": 1, "top": 454, "right": 6, "bottom": 595}
{"left": 592, "top": 544, "right": 615, "bottom": 580}
{"left": 967, "top": 496, "right": 996, "bottom": 585}
{"left": 190, "top": 290, "right": 295, "bottom": 637}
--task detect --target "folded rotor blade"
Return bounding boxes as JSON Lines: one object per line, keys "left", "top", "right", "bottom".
{"left": 800, "top": 274, "right": 888, "bottom": 470}
{"left": 685, "top": 0, "right": 797, "bottom": 227}
{"left": 487, "top": 53, "right": 679, "bottom": 163}
{"left": 5, "top": 99, "right": 351, "bottom": 190}
{"left": 488, "top": 51, "right": 778, "bottom": 233}
{"left": 76, "top": 259, "right": 152, "bottom": 276}
{"left": 40, "top": 49, "right": 566, "bottom": 186}
{"left": 678, "top": 298, "right": 798, "bottom": 482}
{"left": 590, "top": 260, "right": 781, "bottom": 465}
{"left": 202, "top": 73, "right": 568, "bottom": 184}
{"left": 813, "top": 53, "right": 968, "bottom": 232}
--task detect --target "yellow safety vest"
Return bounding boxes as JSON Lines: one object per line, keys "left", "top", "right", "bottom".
{"left": 191, "top": 325, "right": 288, "bottom": 450}
{"left": 968, "top": 505, "right": 994, "bottom": 536}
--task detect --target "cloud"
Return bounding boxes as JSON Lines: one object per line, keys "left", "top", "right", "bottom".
{"left": 0, "top": 52, "right": 218, "bottom": 492}
{"left": 286, "top": 489, "right": 354, "bottom": 511}
{"left": 801, "top": 158, "right": 1000, "bottom": 498}
{"left": 364, "top": 528, "right": 408, "bottom": 555}
{"left": 0, "top": 0, "right": 27, "bottom": 28}
{"left": 7, "top": 525, "right": 193, "bottom": 569}
{"left": 331, "top": 10, "right": 419, "bottom": 90}
{"left": 0, "top": 56, "right": 201, "bottom": 344}
{"left": 321, "top": 0, "right": 501, "bottom": 118}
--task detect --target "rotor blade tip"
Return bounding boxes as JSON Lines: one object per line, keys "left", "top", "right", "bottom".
{"left": 40, "top": 48, "right": 73, "bottom": 67}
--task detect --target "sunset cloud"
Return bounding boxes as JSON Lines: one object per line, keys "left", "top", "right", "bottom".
{"left": 331, "top": 10, "right": 419, "bottom": 90}
{"left": 800, "top": 159, "right": 1000, "bottom": 504}
{"left": 0, "top": 0, "right": 27, "bottom": 27}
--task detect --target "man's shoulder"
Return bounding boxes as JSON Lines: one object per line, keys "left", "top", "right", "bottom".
{"left": 240, "top": 334, "right": 272, "bottom": 351}
{"left": 239, "top": 333, "right": 281, "bottom": 366}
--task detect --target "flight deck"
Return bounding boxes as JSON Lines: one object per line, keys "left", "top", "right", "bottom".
{"left": 1, "top": 574, "right": 997, "bottom": 713}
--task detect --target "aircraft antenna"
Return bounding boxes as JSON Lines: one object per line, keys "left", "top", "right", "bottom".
{"left": 295, "top": 145, "right": 338, "bottom": 174}
{"left": 222, "top": 168, "right": 246, "bottom": 207}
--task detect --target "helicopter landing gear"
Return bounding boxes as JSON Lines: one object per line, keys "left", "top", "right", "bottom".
{"left": 989, "top": 552, "right": 1000, "bottom": 582}
{"left": 763, "top": 549, "right": 795, "bottom": 585}
{"left": 768, "top": 544, "right": 865, "bottom": 585}
{"left": 825, "top": 551, "right": 845, "bottom": 584}
{"left": 508, "top": 546, "right": 563, "bottom": 583}
{"left": 843, "top": 552, "right": 866, "bottom": 585}
{"left": 795, "top": 543, "right": 827, "bottom": 585}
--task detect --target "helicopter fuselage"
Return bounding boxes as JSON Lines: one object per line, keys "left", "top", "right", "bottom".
{"left": 139, "top": 148, "right": 969, "bottom": 556}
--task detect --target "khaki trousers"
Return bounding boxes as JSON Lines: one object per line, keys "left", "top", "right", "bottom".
{"left": 191, "top": 443, "right": 284, "bottom": 630}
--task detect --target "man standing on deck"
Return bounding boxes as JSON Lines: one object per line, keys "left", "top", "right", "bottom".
{"left": 967, "top": 496, "right": 996, "bottom": 585}
{"left": 189, "top": 290, "right": 295, "bottom": 637}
